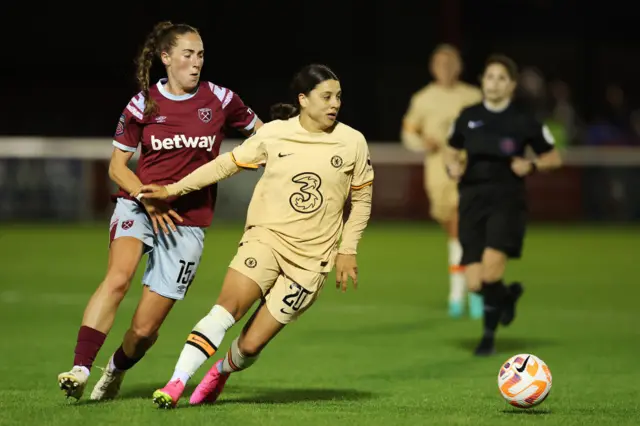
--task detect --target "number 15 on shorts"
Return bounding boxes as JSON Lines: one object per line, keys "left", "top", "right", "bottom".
{"left": 177, "top": 260, "right": 196, "bottom": 291}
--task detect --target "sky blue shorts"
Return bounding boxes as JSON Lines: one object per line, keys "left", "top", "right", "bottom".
{"left": 109, "top": 198, "right": 205, "bottom": 300}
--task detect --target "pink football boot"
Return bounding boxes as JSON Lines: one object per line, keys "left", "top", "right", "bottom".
{"left": 152, "top": 379, "right": 185, "bottom": 409}
{"left": 189, "top": 360, "right": 230, "bottom": 405}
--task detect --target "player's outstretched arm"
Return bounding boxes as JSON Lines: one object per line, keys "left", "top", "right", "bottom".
{"left": 140, "top": 123, "right": 269, "bottom": 200}
{"left": 139, "top": 153, "right": 241, "bottom": 200}
{"left": 336, "top": 185, "right": 373, "bottom": 292}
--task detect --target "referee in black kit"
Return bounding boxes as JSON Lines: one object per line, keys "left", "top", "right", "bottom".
{"left": 445, "top": 54, "right": 562, "bottom": 356}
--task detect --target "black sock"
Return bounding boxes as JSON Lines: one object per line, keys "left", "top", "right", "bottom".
{"left": 479, "top": 280, "right": 508, "bottom": 339}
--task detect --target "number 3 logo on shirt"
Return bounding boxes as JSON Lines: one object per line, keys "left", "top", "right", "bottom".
{"left": 289, "top": 172, "right": 323, "bottom": 214}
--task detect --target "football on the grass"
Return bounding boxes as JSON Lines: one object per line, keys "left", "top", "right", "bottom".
{"left": 497, "top": 353, "right": 552, "bottom": 408}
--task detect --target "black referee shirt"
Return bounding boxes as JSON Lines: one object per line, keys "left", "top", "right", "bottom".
{"left": 448, "top": 102, "right": 555, "bottom": 188}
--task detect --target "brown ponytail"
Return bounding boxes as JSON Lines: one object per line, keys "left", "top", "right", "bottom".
{"left": 270, "top": 103, "right": 299, "bottom": 120}
{"left": 134, "top": 21, "right": 199, "bottom": 117}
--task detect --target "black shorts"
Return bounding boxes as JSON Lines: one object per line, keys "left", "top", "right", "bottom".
{"left": 458, "top": 184, "right": 527, "bottom": 265}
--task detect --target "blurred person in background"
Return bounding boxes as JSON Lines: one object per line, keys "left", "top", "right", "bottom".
{"left": 401, "top": 44, "right": 483, "bottom": 319}
{"left": 584, "top": 84, "right": 633, "bottom": 147}
{"left": 445, "top": 54, "right": 562, "bottom": 356}
{"left": 517, "top": 66, "right": 550, "bottom": 123}
{"left": 57, "top": 21, "right": 262, "bottom": 401}
{"left": 629, "top": 110, "right": 640, "bottom": 143}
{"left": 547, "top": 80, "right": 581, "bottom": 149}
{"left": 602, "top": 84, "right": 632, "bottom": 135}
{"left": 589, "top": 84, "right": 640, "bottom": 220}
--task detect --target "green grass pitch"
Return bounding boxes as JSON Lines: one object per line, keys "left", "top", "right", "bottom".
{"left": 0, "top": 222, "right": 639, "bottom": 425}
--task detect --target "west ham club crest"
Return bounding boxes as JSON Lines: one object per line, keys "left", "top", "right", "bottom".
{"left": 198, "top": 108, "right": 212, "bottom": 123}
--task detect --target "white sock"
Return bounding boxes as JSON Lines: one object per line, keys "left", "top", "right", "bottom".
{"left": 107, "top": 357, "right": 118, "bottom": 373}
{"left": 220, "top": 337, "right": 259, "bottom": 375}
{"left": 170, "top": 370, "right": 191, "bottom": 385}
{"left": 74, "top": 365, "right": 90, "bottom": 377}
{"left": 448, "top": 239, "right": 466, "bottom": 302}
{"left": 171, "top": 305, "right": 235, "bottom": 384}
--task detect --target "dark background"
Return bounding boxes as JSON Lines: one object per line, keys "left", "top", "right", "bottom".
{"left": 3, "top": 0, "right": 640, "bottom": 141}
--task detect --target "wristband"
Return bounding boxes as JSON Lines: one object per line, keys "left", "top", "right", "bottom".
{"left": 529, "top": 161, "right": 538, "bottom": 175}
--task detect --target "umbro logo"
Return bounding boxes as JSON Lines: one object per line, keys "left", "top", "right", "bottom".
{"left": 278, "top": 152, "right": 293, "bottom": 157}
{"left": 468, "top": 120, "right": 484, "bottom": 129}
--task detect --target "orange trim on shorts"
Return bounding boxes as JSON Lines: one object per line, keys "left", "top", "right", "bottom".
{"left": 449, "top": 265, "right": 465, "bottom": 273}
{"left": 186, "top": 333, "right": 216, "bottom": 357}
{"left": 351, "top": 180, "right": 373, "bottom": 190}
{"left": 231, "top": 152, "right": 259, "bottom": 169}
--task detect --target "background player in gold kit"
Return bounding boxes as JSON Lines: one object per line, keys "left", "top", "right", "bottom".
{"left": 401, "top": 44, "right": 483, "bottom": 318}
{"left": 137, "top": 64, "right": 374, "bottom": 408}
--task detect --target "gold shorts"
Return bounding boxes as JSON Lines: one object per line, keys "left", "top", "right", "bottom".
{"left": 426, "top": 179, "right": 459, "bottom": 223}
{"left": 229, "top": 240, "right": 327, "bottom": 325}
{"left": 425, "top": 157, "right": 459, "bottom": 223}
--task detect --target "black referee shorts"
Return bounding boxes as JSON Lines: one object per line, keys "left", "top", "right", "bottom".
{"left": 458, "top": 184, "right": 527, "bottom": 266}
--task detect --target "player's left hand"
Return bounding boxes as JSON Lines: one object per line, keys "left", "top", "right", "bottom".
{"left": 138, "top": 184, "right": 170, "bottom": 200}
{"left": 335, "top": 254, "right": 358, "bottom": 292}
{"left": 511, "top": 157, "right": 534, "bottom": 177}
{"left": 140, "top": 198, "right": 183, "bottom": 234}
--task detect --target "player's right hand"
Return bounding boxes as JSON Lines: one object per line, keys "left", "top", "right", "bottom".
{"left": 424, "top": 137, "right": 440, "bottom": 153}
{"left": 510, "top": 157, "right": 534, "bottom": 177}
{"left": 446, "top": 162, "right": 464, "bottom": 180}
{"left": 140, "top": 198, "right": 183, "bottom": 234}
{"left": 335, "top": 254, "right": 358, "bottom": 292}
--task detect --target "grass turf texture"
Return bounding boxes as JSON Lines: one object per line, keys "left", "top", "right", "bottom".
{"left": 0, "top": 222, "right": 638, "bottom": 425}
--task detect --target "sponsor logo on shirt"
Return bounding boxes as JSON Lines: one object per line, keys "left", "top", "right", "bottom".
{"left": 151, "top": 135, "right": 216, "bottom": 152}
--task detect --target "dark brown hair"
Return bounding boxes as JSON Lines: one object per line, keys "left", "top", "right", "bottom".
{"left": 484, "top": 54, "right": 519, "bottom": 81}
{"left": 270, "top": 64, "right": 339, "bottom": 120}
{"left": 135, "top": 21, "right": 199, "bottom": 117}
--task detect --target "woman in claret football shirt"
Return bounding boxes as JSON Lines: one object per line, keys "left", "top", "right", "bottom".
{"left": 57, "top": 21, "right": 262, "bottom": 401}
